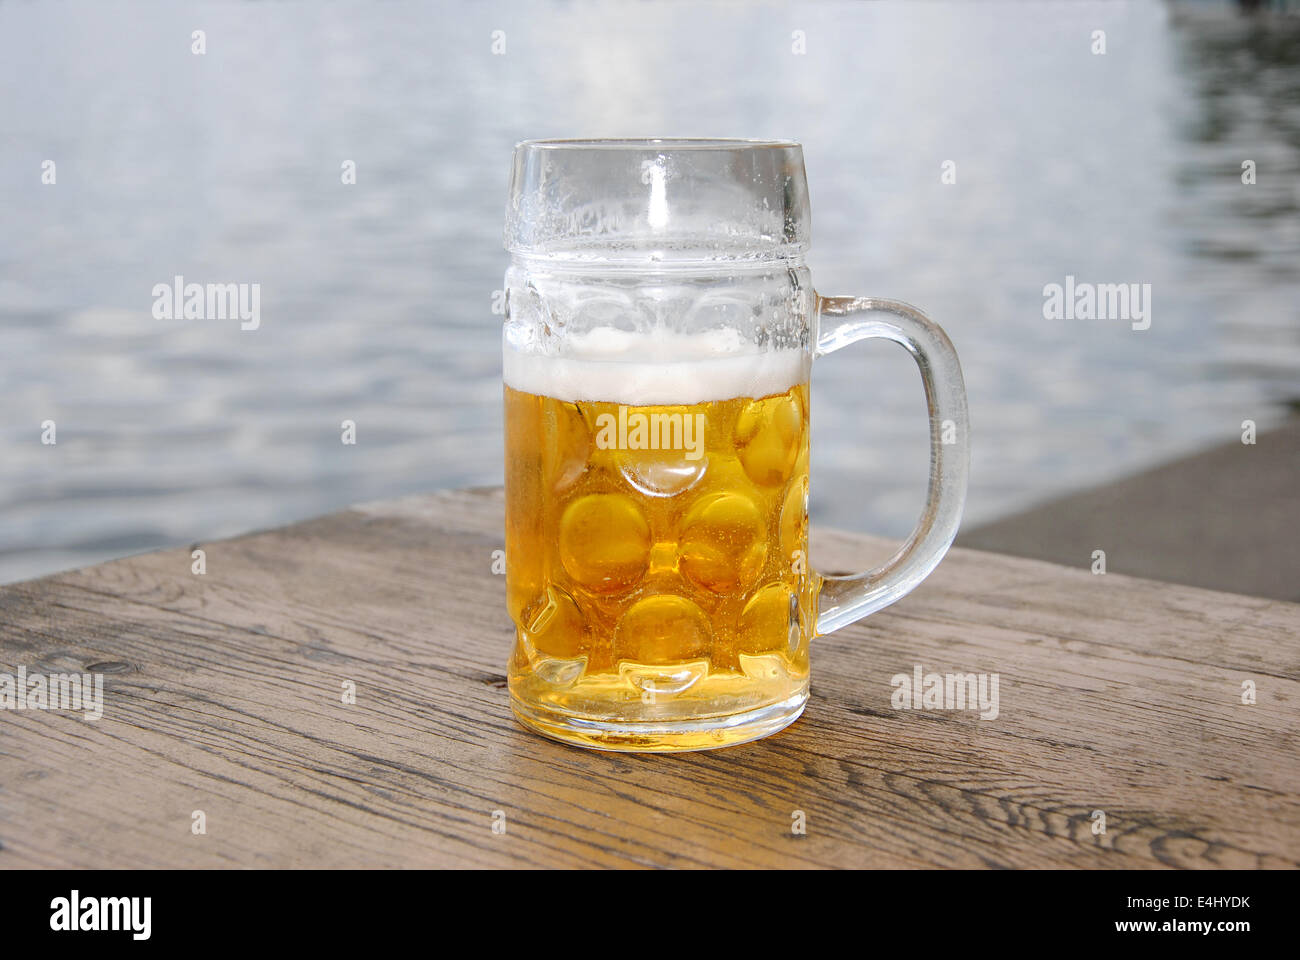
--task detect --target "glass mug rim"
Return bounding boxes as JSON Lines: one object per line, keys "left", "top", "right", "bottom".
{"left": 513, "top": 137, "right": 802, "bottom": 151}
{"left": 506, "top": 138, "right": 811, "bottom": 263}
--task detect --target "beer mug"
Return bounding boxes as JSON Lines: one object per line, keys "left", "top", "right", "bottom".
{"left": 503, "top": 139, "right": 969, "bottom": 751}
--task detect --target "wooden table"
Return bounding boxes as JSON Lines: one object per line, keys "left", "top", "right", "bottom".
{"left": 3, "top": 487, "right": 1297, "bottom": 868}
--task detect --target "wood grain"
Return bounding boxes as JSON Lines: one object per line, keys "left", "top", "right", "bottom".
{"left": 1, "top": 487, "right": 1297, "bottom": 868}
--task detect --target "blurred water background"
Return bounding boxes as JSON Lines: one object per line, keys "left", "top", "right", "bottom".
{"left": 1, "top": 0, "right": 1297, "bottom": 584}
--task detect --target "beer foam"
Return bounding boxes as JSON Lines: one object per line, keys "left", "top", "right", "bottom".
{"left": 504, "top": 328, "right": 809, "bottom": 404}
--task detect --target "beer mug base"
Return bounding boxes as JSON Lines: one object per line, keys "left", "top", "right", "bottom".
{"left": 509, "top": 687, "right": 808, "bottom": 753}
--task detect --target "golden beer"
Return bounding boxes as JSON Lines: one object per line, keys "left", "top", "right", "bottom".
{"left": 505, "top": 354, "right": 814, "bottom": 750}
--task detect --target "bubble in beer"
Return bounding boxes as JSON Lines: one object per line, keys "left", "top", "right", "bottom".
{"left": 522, "top": 584, "right": 588, "bottom": 660}
{"left": 617, "top": 448, "right": 709, "bottom": 498}
{"left": 734, "top": 390, "right": 803, "bottom": 487}
{"left": 559, "top": 493, "right": 651, "bottom": 593}
{"left": 738, "top": 582, "right": 798, "bottom": 655}
{"left": 615, "top": 594, "right": 711, "bottom": 664}
{"left": 779, "top": 474, "right": 809, "bottom": 561}
{"left": 678, "top": 491, "right": 768, "bottom": 594}
{"left": 544, "top": 399, "right": 592, "bottom": 489}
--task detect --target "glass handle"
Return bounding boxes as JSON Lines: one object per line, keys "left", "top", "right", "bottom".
{"left": 813, "top": 295, "right": 970, "bottom": 635}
